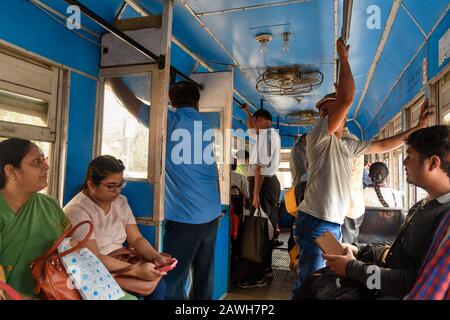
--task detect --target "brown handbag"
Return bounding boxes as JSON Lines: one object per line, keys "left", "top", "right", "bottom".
{"left": 30, "top": 221, "right": 94, "bottom": 300}
{"left": 108, "top": 248, "right": 161, "bottom": 296}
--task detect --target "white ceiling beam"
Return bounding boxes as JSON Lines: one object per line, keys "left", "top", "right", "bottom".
{"left": 195, "top": 0, "right": 312, "bottom": 17}
{"left": 400, "top": 2, "right": 426, "bottom": 37}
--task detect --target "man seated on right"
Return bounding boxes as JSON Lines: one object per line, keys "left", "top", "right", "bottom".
{"left": 323, "top": 125, "right": 450, "bottom": 299}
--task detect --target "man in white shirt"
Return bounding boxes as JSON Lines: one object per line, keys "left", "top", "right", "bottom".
{"left": 341, "top": 130, "right": 366, "bottom": 244}
{"left": 239, "top": 107, "right": 281, "bottom": 287}
{"left": 292, "top": 38, "right": 433, "bottom": 297}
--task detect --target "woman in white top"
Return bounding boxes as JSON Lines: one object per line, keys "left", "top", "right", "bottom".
{"left": 64, "top": 155, "right": 172, "bottom": 300}
{"left": 364, "top": 162, "right": 403, "bottom": 209}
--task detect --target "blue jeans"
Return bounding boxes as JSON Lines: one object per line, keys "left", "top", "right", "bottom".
{"left": 291, "top": 211, "right": 342, "bottom": 299}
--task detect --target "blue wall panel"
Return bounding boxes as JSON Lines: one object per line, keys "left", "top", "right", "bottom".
{"left": 368, "top": 7, "right": 424, "bottom": 107}
{"left": 403, "top": 0, "right": 448, "bottom": 34}
{"left": 346, "top": 120, "right": 363, "bottom": 139}
{"left": 0, "top": 0, "right": 100, "bottom": 77}
{"left": 122, "top": 182, "right": 155, "bottom": 217}
{"left": 64, "top": 73, "right": 98, "bottom": 204}
{"left": 365, "top": 46, "right": 427, "bottom": 138}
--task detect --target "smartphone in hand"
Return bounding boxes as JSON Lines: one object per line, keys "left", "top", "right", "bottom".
{"left": 156, "top": 258, "right": 178, "bottom": 273}
{"left": 314, "top": 231, "right": 345, "bottom": 255}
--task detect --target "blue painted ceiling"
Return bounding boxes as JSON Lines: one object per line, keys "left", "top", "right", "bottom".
{"left": 44, "top": 0, "right": 449, "bottom": 138}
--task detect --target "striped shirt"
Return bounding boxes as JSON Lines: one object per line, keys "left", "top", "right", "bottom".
{"left": 406, "top": 210, "right": 450, "bottom": 300}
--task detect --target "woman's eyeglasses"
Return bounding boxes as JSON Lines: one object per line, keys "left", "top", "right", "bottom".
{"left": 99, "top": 180, "right": 127, "bottom": 192}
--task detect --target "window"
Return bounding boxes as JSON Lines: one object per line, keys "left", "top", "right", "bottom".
{"left": 378, "top": 126, "right": 390, "bottom": 183}
{"left": 101, "top": 75, "right": 150, "bottom": 179}
{"left": 276, "top": 171, "right": 293, "bottom": 190}
{"left": 391, "top": 148, "right": 404, "bottom": 203}
{"left": 279, "top": 161, "right": 290, "bottom": 169}
{"left": 276, "top": 148, "right": 293, "bottom": 189}
{"left": 0, "top": 46, "right": 64, "bottom": 198}
{"left": 201, "top": 111, "right": 224, "bottom": 181}
{"left": 389, "top": 114, "right": 404, "bottom": 196}
{"left": 0, "top": 89, "right": 49, "bottom": 127}
{"left": 405, "top": 96, "right": 428, "bottom": 207}
{"left": 439, "top": 70, "right": 450, "bottom": 124}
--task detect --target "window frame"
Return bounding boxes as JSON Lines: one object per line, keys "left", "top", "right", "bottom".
{"left": 0, "top": 44, "right": 69, "bottom": 202}
{"left": 97, "top": 65, "right": 157, "bottom": 182}
{"left": 404, "top": 94, "right": 428, "bottom": 207}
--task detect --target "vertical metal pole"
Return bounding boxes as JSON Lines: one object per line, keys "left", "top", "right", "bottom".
{"left": 336, "top": 0, "right": 353, "bottom": 82}
{"left": 148, "top": 0, "right": 174, "bottom": 251}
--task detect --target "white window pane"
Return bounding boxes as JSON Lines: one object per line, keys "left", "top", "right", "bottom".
{"left": 0, "top": 89, "right": 48, "bottom": 127}
{"left": 279, "top": 161, "right": 290, "bottom": 169}
{"left": 101, "top": 76, "right": 150, "bottom": 179}
{"left": 443, "top": 112, "right": 450, "bottom": 125}
{"left": 276, "top": 171, "right": 292, "bottom": 189}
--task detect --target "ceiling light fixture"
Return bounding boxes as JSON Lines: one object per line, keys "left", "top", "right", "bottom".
{"left": 255, "top": 32, "right": 273, "bottom": 54}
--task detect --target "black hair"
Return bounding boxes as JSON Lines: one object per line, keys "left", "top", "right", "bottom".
{"left": 297, "top": 133, "right": 307, "bottom": 145}
{"left": 80, "top": 155, "right": 125, "bottom": 191}
{"left": 369, "top": 162, "right": 390, "bottom": 207}
{"left": 0, "top": 138, "right": 34, "bottom": 189}
{"left": 253, "top": 109, "right": 272, "bottom": 122}
{"left": 406, "top": 125, "right": 450, "bottom": 180}
{"left": 169, "top": 81, "right": 200, "bottom": 107}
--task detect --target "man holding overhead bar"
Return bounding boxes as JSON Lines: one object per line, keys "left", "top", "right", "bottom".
{"left": 292, "top": 38, "right": 433, "bottom": 298}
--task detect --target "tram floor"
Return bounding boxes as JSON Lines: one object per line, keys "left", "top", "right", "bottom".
{"left": 225, "top": 231, "right": 295, "bottom": 300}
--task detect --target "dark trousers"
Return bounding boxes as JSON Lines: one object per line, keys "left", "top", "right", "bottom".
{"left": 163, "top": 218, "right": 219, "bottom": 300}
{"left": 341, "top": 215, "right": 365, "bottom": 244}
{"left": 235, "top": 175, "right": 280, "bottom": 283}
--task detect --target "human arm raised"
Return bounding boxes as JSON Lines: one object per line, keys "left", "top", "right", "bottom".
{"left": 365, "top": 99, "right": 433, "bottom": 154}
{"left": 327, "top": 38, "right": 355, "bottom": 135}
{"left": 106, "top": 78, "right": 144, "bottom": 118}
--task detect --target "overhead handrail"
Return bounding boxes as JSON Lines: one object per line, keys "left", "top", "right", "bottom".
{"left": 62, "top": 0, "right": 203, "bottom": 89}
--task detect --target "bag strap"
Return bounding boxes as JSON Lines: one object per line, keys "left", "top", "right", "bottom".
{"left": 250, "top": 207, "right": 262, "bottom": 217}
{"left": 56, "top": 221, "right": 95, "bottom": 258}
{"left": 37, "top": 221, "right": 94, "bottom": 262}
{"left": 0, "top": 280, "right": 21, "bottom": 300}
{"left": 109, "top": 248, "right": 143, "bottom": 275}
{"left": 31, "top": 221, "right": 94, "bottom": 295}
